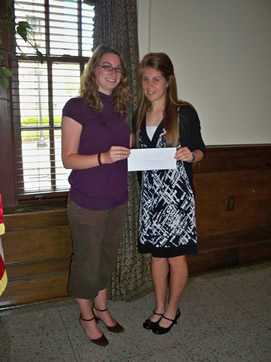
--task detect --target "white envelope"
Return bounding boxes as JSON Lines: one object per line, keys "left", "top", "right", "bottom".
{"left": 128, "top": 147, "right": 176, "bottom": 171}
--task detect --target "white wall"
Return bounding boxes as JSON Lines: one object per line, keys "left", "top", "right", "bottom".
{"left": 137, "top": 0, "right": 271, "bottom": 145}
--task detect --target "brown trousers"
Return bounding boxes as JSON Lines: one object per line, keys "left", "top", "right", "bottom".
{"left": 67, "top": 199, "right": 127, "bottom": 299}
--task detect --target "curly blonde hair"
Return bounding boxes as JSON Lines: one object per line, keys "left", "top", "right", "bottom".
{"left": 80, "top": 44, "right": 132, "bottom": 114}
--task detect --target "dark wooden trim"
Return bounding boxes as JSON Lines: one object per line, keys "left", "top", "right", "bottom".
{"left": 193, "top": 144, "right": 271, "bottom": 174}
{"left": 4, "top": 209, "right": 68, "bottom": 230}
{"left": 0, "top": 274, "right": 69, "bottom": 308}
{"left": 6, "top": 258, "right": 70, "bottom": 280}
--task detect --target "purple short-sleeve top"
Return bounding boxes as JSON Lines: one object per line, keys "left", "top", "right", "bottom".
{"left": 62, "top": 92, "right": 130, "bottom": 210}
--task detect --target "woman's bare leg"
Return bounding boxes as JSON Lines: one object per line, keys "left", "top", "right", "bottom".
{"left": 149, "top": 256, "right": 169, "bottom": 322}
{"left": 158, "top": 255, "right": 188, "bottom": 328}
{"left": 76, "top": 298, "right": 102, "bottom": 340}
{"left": 93, "top": 288, "right": 117, "bottom": 327}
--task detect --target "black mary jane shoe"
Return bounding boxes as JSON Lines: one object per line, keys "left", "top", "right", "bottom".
{"left": 152, "top": 308, "right": 181, "bottom": 335}
{"left": 143, "top": 311, "right": 163, "bottom": 330}
{"left": 93, "top": 304, "right": 124, "bottom": 333}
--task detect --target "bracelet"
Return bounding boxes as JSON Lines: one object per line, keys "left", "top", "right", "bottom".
{"left": 191, "top": 151, "right": 196, "bottom": 163}
{"left": 97, "top": 153, "right": 102, "bottom": 165}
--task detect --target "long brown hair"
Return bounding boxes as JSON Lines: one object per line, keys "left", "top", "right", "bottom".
{"left": 80, "top": 44, "right": 132, "bottom": 114}
{"left": 135, "top": 52, "right": 187, "bottom": 147}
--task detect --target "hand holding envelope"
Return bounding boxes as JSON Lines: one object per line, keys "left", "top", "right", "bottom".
{"left": 128, "top": 147, "right": 177, "bottom": 172}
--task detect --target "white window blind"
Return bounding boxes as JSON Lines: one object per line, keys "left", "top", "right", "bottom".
{"left": 12, "top": 0, "right": 94, "bottom": 201}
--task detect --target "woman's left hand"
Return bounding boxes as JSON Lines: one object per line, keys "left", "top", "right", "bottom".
{"left": 175, "top": 147, "right": 193, "bottom": 162}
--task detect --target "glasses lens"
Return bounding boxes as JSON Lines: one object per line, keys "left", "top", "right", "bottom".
{"left": 100, "top": 65, "right": 123, "bottom": 73}
{"left": 103, "top": 65, "right": 114, "bottom": 71}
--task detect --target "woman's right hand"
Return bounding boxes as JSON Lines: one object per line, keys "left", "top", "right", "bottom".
{"left": 100, "top": 146, "right": 131, "bottom": 164}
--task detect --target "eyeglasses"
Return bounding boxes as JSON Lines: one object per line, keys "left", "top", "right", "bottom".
{"left": 98, "top": 65, "right": 123, "bottom": 74}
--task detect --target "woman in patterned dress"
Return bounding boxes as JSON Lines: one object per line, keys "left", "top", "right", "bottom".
{"left": 134, "top": 52, "right": 206, "bottom": 334}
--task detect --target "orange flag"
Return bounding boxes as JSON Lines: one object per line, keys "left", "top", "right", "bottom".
{"left": 0, "top": 190, "right": 7, "bottom": 295}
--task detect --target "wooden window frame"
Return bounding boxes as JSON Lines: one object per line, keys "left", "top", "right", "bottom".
{"left": 0, "top": 0, "right": 94, "bottom": 213}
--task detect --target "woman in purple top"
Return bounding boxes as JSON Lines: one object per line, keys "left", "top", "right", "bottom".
{"left": 61, "top": 44, "right": 132, "bottom": 346}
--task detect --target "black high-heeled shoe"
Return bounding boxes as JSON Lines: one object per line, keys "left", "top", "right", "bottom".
{"left": 93, "top": 305, "right": 124, "bottom": 333}
{"left": 152, "top": 308, "right": 181, "bottom": 335}
{"left": 79, "top": 315, "right": 109, "bottom": 346}
{"left": 143, "top": 311, "right": 163, "bottom": 330}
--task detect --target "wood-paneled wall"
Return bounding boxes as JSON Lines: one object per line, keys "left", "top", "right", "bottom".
{"left": 190, "top": 145, "right": 271, "bottom": 273}
{"left": 1, "top": 145, "right": 271, "bottom": 308}
{"left": 1, "top": 210, "right": 71, "bottom": 308}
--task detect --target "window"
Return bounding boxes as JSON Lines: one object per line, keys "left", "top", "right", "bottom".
{"left": 11, "top": 0, "right": 94, "bottom": 204}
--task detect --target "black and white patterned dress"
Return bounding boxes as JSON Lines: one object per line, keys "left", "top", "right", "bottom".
{"left": 138, "top": 106, "right": 205, "bottom": 258}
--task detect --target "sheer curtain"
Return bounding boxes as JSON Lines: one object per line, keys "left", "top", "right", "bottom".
{"left": 93, "top": 0, "right": 153, "bottom": 300}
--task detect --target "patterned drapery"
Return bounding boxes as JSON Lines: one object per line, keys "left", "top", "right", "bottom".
{"left": 93, "top": 0, "right": 153, "bottom": 300}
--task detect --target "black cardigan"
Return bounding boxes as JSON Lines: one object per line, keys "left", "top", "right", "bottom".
{"left": 178, "top": 105, "right": 206, "bottom": 190}
{"left": 133, "top": 104, "right": 206, "bottom": 191}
